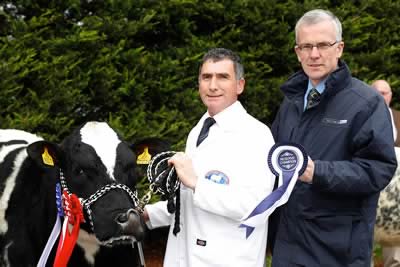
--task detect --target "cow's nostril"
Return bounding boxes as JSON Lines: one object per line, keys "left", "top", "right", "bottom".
{"left": 116, "top": 209, "right": 138, "bottom": 224}
{"left": 116, "top": 212, "right": 128, "bottom": 223}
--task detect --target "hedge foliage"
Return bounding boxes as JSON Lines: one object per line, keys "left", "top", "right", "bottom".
{"left": 1, "top": 0, "right": 400, "bottom": 146}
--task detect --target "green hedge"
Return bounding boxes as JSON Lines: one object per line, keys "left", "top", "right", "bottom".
{"left": 1, "top": 0, "right": 400, "bottom": 146}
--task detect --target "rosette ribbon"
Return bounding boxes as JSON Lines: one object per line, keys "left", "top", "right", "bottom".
{"left": 240, "top": 143, "right": 307, "bottom": 238}
{"left": 53, "top": 190, "right": 84, "bottom": 267}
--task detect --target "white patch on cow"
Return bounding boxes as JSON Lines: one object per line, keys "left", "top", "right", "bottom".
{"left": 0, "top": 150, "right": 28, "bottom": 234}
{"left": 80, "top": 122, "right": 120, "bottom": 180}
{"left": 77, "top": 229, "right": 100, "bottom": 264}
{"left": 0, "top": 130, "right": 42, "bottom": 165}
{"left": 0, "top": 144, "right": 27, "bottom": 164}
{"left": 0, "top": 129, "right": 42, "bottom": 144}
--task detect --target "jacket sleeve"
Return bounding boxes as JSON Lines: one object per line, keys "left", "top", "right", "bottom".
{"left": 313, "top": 97, "right": 397, "bottom": 195}
{"left": 271, "top": 98, "right": 285, "bottom": 142}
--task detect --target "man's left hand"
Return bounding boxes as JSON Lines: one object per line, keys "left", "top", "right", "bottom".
{"left": 299, "top": 157, "right": 314, "bottom": 183}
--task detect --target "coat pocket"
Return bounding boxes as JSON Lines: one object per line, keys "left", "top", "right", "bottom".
{"left": 304, "top": 215, "right": 352, "bottom": 262}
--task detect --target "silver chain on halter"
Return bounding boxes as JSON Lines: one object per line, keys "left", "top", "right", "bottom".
{"left": 59, "top": 169, "right": 140, "bottom": 232}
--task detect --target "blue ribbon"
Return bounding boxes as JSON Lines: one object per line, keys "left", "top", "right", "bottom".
{"left": 239, "top": 169, "right": 295, "bottom": 238}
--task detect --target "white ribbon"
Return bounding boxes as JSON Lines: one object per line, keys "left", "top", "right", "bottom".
{"left": 37, "top": 215, "right": 61, "bottom": 267}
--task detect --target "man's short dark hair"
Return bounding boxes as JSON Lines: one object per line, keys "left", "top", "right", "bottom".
{"left": 199, "top": 48, "right": 244, "bottom": 80}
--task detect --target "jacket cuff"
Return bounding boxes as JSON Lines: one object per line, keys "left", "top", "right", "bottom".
{"left": 312, "top": 160, "right": 322, "bottom": 186}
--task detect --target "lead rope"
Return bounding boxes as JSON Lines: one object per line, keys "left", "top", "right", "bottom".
{"left": 139, "top": 151, "right": 181, "bottom": 235}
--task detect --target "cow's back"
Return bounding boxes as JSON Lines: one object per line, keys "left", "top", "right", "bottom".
{"left": 0, "top": 129, "right": 43, "bottom": 212}
{"left": 0, "top": 129, "right": 42, "bottom": 196}
{"left": 0, "top": 129, "right": 48, "bottom": 266}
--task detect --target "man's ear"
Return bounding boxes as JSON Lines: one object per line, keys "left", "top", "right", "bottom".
{"left": 336, "top": 41, "right": 344, "bottom": 59}
{"left": 237, "top": 78, "right": 245, "bottom": 95}
{"left": 26, "top": 141, "right": 62, "bottom": 168}
{"left": 294, "top": 47, "right": 302, "bottom": 62}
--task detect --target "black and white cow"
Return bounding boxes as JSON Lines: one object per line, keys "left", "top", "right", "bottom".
{"left": 375, "top": 147, "right": 400, "bottom": 246}
{"left": 0, "top": 121, "right": 149, "bottom": 266}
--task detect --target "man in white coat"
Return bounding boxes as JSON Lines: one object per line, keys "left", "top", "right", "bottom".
{"left": 143, "top": 48, "right": 276, "bottom": 267}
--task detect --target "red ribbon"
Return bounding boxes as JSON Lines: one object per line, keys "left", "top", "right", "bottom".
{"left": 53, "top": 191, "right": 84, "bottom": 267}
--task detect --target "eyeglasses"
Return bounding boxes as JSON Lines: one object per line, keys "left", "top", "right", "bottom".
{"left": 296, "top": 41, "right": 339, "bottom": 52}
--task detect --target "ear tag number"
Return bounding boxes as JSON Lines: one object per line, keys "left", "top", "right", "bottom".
{"left": 42, "top": 147, "right": 54, "bottom": 166}
{"left": 137, "top": 147, "right": 152, "bottom": 165}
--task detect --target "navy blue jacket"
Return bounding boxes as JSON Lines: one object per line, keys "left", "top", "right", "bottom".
{"left": 270, "top": 61, "right": 397, "bottom": 267}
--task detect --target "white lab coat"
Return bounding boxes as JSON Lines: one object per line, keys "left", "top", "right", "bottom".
{"left": 146, "top": 101, "right": 275, "bottom": 267}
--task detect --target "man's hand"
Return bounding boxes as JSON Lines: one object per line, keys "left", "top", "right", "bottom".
{"left": 168, "top": 152, "right": 198, "bottom": 190}
{"left": 142, "top": 208, "right": 149, "bottom": 222}
{"left": 298, "top": 157, "right": 314, "bottom": 183}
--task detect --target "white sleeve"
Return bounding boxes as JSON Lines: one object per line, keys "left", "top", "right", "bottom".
{"left": 145, "top": 200, "right": 173, "bottom": 229}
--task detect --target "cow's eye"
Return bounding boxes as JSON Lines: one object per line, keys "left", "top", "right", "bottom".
{"left": 74, "top": 168, "right": 84, "bottom": 176}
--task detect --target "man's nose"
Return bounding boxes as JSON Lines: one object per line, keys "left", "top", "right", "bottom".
{"left": 209, "top": 76, "right": 218, "bottom": 90}
{"left": 310, "top": 46, "right": 321, "bottom": 58}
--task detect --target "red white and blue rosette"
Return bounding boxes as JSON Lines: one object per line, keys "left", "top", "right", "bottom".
{"left": 240, "top": 142, "right": 307, "bottom": 238}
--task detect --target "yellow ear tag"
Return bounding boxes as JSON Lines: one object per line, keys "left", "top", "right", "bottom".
{"left": 137, "top": 147, "right": 152, "bottom": 165}
{"left": 42, "top": 147, "right": 54, "bottom": 166}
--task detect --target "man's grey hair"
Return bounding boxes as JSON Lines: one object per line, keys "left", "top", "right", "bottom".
{"left": 295, "top": 9, "right": 342, "bottom": 43}
{"left": 199, "top": 48, "right": 244, "bottom": 80}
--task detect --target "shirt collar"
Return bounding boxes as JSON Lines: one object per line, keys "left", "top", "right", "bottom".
{"left": 200, "top": 101, "right": 246, "bottom": 131}
{"left": 303, "top": 77, "right": 328, "bottom": 109}
{"left": 307, "top": 77, "right": 327, "bottom": 94}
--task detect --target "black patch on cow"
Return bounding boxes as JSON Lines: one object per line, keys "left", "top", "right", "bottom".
{"left": 0, "top": 147, "right": 26, "bottom": 195}
{"left": 60, "top": 141, "right": 110, "bottom": 200}
{"left": 0, "top": 140, "right": 28, "bottom": 147}
{"left": 115, "top": 142, "right": 138, "bottom": 189}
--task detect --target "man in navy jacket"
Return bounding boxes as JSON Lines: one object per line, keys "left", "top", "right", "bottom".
{"left": 270, "top": 9, "right": 397, "bottom": 267}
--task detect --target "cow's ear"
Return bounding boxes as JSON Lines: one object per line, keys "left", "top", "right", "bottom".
{"left": 131, "top": 137, "right": 171, "bottom": 165}
{"left": 26, "top": 141, "right": 62, "bottom": 168}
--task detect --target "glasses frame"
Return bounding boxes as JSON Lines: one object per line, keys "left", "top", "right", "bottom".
{"left": 295, "top": 41, "right": 339, "bottom": 52}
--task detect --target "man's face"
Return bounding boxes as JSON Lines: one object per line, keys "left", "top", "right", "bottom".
{"left": 295, "top": 20, "right": 344, "bottom": 86}
{"left": 198, "top": 59, "right": 244, "bottom": 116}
{"left": 372, "top": 80, "right": 392, "bottom": 106}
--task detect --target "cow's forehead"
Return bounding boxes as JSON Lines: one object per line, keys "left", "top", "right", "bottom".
{"left": 80, "top": 122, "right": 120, "bottom": 180}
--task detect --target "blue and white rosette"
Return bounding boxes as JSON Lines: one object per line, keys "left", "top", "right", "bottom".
{"left": 37, "top": 183, "right": 64, "bottom": 267}
{"left": 240, "top": 142, "right": 308, "bottom": 238}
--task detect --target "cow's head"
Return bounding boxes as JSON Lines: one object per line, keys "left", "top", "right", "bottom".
{"left": 26, "top": 121, "right": 145, "bottom": 245}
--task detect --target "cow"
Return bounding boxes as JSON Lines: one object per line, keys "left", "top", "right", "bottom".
{"left": 0, "top": 121, "right": 152, "bottom": 266}
{"left": 375, "top": 147, "right": 400, "bottom": 246}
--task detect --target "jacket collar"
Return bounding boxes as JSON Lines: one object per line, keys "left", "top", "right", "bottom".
{"left": 281, "top": 60, "right": 352, "bottom": 100}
